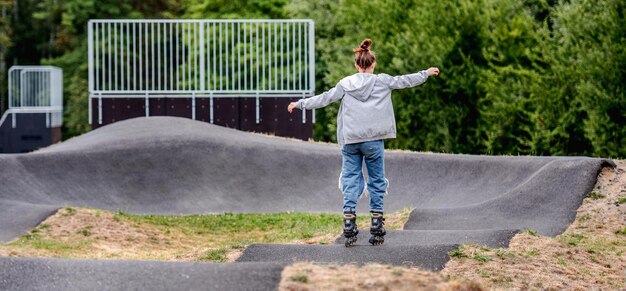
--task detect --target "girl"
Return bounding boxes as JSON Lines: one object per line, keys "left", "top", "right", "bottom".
{"left": 288, "top": 39, "right": 439, "bottom": 247}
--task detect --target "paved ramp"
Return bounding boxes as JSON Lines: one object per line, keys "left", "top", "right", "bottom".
{"left": 238, "top": 243, "right": 459, "bottom": 270}
{"left": 238, "top": 229, "right": 520, "bottom": 269}
{"left": 0, "top": 257, "right": 286, "bottom": 291}
{"left": 0, "top": 116, "right": 614, "bottom": 289}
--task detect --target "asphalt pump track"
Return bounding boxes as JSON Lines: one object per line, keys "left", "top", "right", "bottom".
{"left": 0, "top": 117, "right": 614, "bottom": 290}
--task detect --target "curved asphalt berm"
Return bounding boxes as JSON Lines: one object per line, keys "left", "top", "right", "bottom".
{"left": 0, "top": 117, "right": 613, "bottom": 240}
{"left": 0, "top": 117, "right": 614, "bottom": 289}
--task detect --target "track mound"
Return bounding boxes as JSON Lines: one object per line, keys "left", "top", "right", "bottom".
{"left": 0, "top": 116, "right": 614, "bottom": 287}
{"left": 0, "top": 116, "right": 343, "bottom": 242}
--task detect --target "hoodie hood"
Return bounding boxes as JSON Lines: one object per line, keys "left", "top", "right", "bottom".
{"left": 338, "top": 73, "right": 377, "bottom": 102}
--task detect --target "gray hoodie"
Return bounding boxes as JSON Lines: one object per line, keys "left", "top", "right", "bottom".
{"left": 296, "top": 70, "right": 430, "bottom": 145}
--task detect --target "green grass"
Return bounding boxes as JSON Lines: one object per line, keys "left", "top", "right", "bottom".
{"left": 473, "top": 253, "right": 491, "bottom": 262}
{"left": 77, "top": 229, "right": 92, "bottom": 237}
{"left": 62, "top": 207, "right": 77, "bottom": 216}
{"left": 559, "top": 233, "right": 586, "bottom": 246}
{"left": 448, "top": 248, "right": 464, "bottom": 258}
{"left": 558, "top": 232, "right": 622, "bottom": 255}
{"left": 117, "top": 211, "right": 392, "bottom": 261}
{"left": 496, "top": 249, "right": 514, "bottom": 260}
{"left": 578, "top": 214, "right": 591, "bottom": 223}
{"left": 526, "top": 249, "right": 539, "bottom": 257}
{"left": 199, "top": 248, "right": 228, "bottom": 262}
{"left": 290, "top": 274, "right": 309, "bottom": 283}
{"left": 119, "top": 211, "right": 377, "bottom": 244}
{"left": 113, "top": 210, "right": 125, "bottom": 222}
{"left": 1, "top": 208, "right": 411, "bottom": 262}
{"left": 479, "top": 269, "right": 491, "bottom": 278}
{"left": 8, "top": 232, "right": 87, "bottom": 251}
{"left": 448, "top": 245, "right": 492, "bottom": 262}
{"left": 586, "top": 192, "right": 605, "bottom": 200}
{"left": 525, "top": 228, "right": 538, "bottom": 236}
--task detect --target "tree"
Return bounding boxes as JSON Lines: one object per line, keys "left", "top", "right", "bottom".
{"left": 2, "top": 0, "right": 623, "bottom": 157}
{"left": 0, "top": 0, "right": 12, "bottom": 115}
{"left": 475, "top": 0, "right": 548, "bottom": 155}
{"left": 39, "top": 0, "right": 180, "bottom": 138}
{"left": 539, "top": 0, "right": 625, "bottom": 157}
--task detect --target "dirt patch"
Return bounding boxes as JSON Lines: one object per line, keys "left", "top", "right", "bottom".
{"left": 0, "top": 208, "right": 213, "bottom": 261}
{"left": 0, "top": 208, "right": 412, "bottom": 263}
{"left": 277, "top": 161, "right": 624, "bottom": 290}
{"left": 442, "top": 161, "right": 625, "bottom": 289}
{"left": 280, "top": 262, "right": 484, "bottom": 291}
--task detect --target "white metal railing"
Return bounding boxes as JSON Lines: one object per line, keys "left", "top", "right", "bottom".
{"left": 0, "top": 66, "right": 63, "bottom": 128}
{"left": 88, "top": 19, "right": 316, "bottom": 125}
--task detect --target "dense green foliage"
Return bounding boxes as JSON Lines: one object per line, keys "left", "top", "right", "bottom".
{"left": 289, "top": 0, "right": 624, "bottom": 157}
{"left": 0, "top": 0, "right": 12, "bottom": 114}
{"left": 2, "top": 0, "right": 624, "bottom": 157}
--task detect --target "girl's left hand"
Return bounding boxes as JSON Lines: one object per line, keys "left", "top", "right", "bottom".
{"left": 287, "top": 102, "right": 298, "bottom": 113}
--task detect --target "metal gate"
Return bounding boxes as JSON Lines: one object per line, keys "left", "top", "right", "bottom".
{"left": 0, "top": 66, "right": 63, "bottom": 128}
{"left": 88, "top": 19, "right": 315, "bottom": 127}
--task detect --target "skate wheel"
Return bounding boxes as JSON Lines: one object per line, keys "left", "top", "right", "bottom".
{"left": 369, "top": 236, "right": 384, "bottom": 246}
{"left": 344, "top": 236, "right": 357, "bottom": 247}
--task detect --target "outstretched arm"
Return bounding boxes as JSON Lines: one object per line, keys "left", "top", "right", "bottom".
{"left": 381, "top": 67, "right": 440, "bottom": 90}
{"left": 288, "top": 85, "right": 345, "bottom": 113}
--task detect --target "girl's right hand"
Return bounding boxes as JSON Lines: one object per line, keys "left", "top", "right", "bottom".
{"left": 427, "top": 67, "right": 440, "bottom": 76}
{"left": 287, "top": 102, "right": 298, "bottom": 113}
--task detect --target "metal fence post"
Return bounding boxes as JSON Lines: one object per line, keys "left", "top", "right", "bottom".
{"left": 301, "top": 92, "right": 306, "bottom": 124}
{"left": 255, "top": 92, "right": 260, "bottom": 124}
{"left": 209, "top": 92, "right": 214, "bottom": 124}
{"left": 308, "top": 21, "right": 315, "bottom": 96}
{"left": 199, "top": 23, "right": 205, "bottom": 91}
{"left": 98, "top": 93, "right": 102, "bottom": 125}
{"left": 88, "top": 21, "right": 94, "bottom": 94}
{"left": 192, "top": 92, "right": 196, "bottom": 120}
{"left": 145, "top": 93, "right": 149, "bottom": 117}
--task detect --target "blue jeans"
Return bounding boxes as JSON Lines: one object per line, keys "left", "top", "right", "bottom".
{"left": 341, "top": 140, "right": 386, "bottom": 213}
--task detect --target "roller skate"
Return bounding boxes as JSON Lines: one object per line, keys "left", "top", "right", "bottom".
{"left": 343, "top": 212, "right": 359, "bottom": 247}
{"left": 368, "top": 212, "right": 386, "bottom": 246}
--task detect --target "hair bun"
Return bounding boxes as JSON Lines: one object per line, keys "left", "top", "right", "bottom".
{"left": 360, "top": 38, "right": 372, "bottom": 50}
{"left": 353, "top": 38, "right": 376, "bottom": 69}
